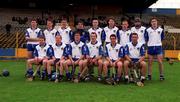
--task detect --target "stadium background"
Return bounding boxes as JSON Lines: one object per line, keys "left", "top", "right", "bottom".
{"left": 0, "top": 0, "right": 180, "bottom": 102}
{"left": 0, "top": 0, "right": 180, "bottom": 60}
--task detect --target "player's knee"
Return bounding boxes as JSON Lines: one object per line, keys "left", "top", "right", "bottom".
{"left": 79, "top": 61, "right": 83, "bottom": 66}
{"left": 117, "top": 62, "right": 123, "bottom": 67}
{"left": 141, "top": 61, "right": 146, "bottom": 67}
{"left": 43, "top": 60, "right": 47, "bottom": 64}
{"left": 98, "top": 60, "right": 102, "bottom": 64}
{"left": 124, "top": 60, "right": 129, "bottom": 66}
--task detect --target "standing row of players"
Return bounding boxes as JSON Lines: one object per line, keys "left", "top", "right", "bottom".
{"left": 25, "top": 17, "right": 164, "bottom": 84}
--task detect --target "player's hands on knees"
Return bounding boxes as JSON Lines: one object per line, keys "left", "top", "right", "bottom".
{"left": 34, "top": 57, "right": 39, "bottom": 64}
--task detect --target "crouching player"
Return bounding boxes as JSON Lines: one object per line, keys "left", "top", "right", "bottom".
{"left": 85, "top": 32, "right": 103, "bottom": 81}
{"left": 26, "top": 36, "right": 52, "bottom": 81}
{"left": 46, "top": 34, "right": 68, "bottom": 81}
{"left": 124, "top": 33, "right": 146, "bottom": 85}
{"left": 103, "top": 34, "right": 124, "bottom": 83}
{"left": 62, "top": 31, "right": 89, "bottom": 82}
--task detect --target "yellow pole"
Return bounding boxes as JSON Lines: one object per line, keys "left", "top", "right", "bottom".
{"left": 16, "top": 32, "right": 19, "bottom": 58}
{"left": 172, "top": 35, "right": 176, "bottom": 50}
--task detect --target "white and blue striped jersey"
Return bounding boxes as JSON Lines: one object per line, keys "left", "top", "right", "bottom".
{"left": 57, "top": 27, "right": 72, "bottom": 44}
{"left": 51, "top": 43, "right": 67, "bottom": 59}
{"left": 43, "top": 29, "right": 57, "bottom": 46}
{"left": 69, "top": 41, "right": 88, "bottom": 59}
{"left": 86, "top": 41, "right": 102, "bottom": 58}
{"left": 34, "top": 44, "right": 52, "bottom": 59}
{"left": 145, "top": 27, "right": 164, "bottom": 47}
{"left": 131, "top": 26, "right": 146, "bottom": 44}
{"left": 105, "top": 43, "right": 124, "bottom": 61}
{"left": 124, "top": 42, "right": 145, "bottom": 60}
{"left": 102, "top": 26, "right": 119, "bottom": 43}
{"left": 25, "top": 28, "right": 42, "bottom": 44}
{"left": 88, "top": 27, "right": 103, "bottom": 44}
{"left": 119, "top": 29, "right": 131, "bottom": 47}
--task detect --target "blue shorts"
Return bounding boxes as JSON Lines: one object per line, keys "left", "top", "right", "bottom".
{"left": 72, "top": 58, "right": 79, "bottom": 61}
{"left": 148, "top": 46, "right": 163, "bottom": 55}
{"left": 131, "top": 58, "right": 139, "bottom": 63}
{"left": 111, "top": 59, "right": 116, "bottom": 63}
{"left": 54, "top": 59, "right": 60, "bottom": 65}
{"left": 27, "top": 44, "right": 38, "bottom": 52}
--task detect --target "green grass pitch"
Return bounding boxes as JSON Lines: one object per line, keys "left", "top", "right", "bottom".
{"left": 0, "top": 60, "right": 180, "bottom": 102}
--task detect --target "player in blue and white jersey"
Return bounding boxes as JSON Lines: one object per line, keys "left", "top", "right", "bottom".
{"left": 72, "top": 21, "right": 90, "bottom": 43}
{"left": 103, "top": 34, "right": 124, "bottom": 82}
{"left": 25, "top": 19, "right": 43, "bottom": 58}
{"left": 88, "top": 18, "right": 103, "bottom": 44}
{"left": 62, "top": 31, "right": 89, "bottom": 81}
{"left": 118, "top": 19, "right": 131, "bottom": 47}
{"left": 26, "top": 36, "right": 52, "bottom": 80}
{"left": 85, "top": 32, "right": 104, "bottom": 81}
{"left": 57, "top": 18, "right": 73, "bottom": 44}
{"left": 145, "top": 17, "right": 165, "bottom": 81}
{"left": 124, "top": 33, "right": 146, "bottom": 84}
{"left": 101, "top": 17, "right": 119, "bottom": 44}
{"left": 131, "top": 17, "right": 146, "bottom": 44}
{"left": 46, "top": 34, "right": 68, "bottom": 81}
{"left": 43, "top": 19, "right": 58, "bottom": 46}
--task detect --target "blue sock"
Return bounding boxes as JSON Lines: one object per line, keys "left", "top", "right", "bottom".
{"left": 27, "top": 68, "right": 33, "bottom": 77}
{"left": 78, "top": 73, "right": 81, "bottom": 78}
{"left": 66, "top": 72, "right": 70, "bottom": 79}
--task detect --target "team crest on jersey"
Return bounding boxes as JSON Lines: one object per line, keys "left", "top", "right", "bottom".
{"left": 82, "top": 32, "right": 85, "bottom": 35}
{"left": 61, "top": 47, "right": 64, "bottom": 50}
{"left": 141, "top": 30, "right": 144, "bottom": 33}
{"left": 113, "top": 30, "right": 116, "bottom": 33}
{"left": 44, "top": 49, "right": 46, "bottom": 52}
{"left": 98, "top": 31, "right": 100, "bottom": 34}
{"left": 137, "top": 47, "right": 140, "bottom": 50}
{"left": 79, "top": 47, "right": 81, "bottom": 49}
{"left": 96, "top": 46, "right": 99, "bottom": 49}
{"left": 66, "top": 31, "right": 68, "bottom": 34}
{"left": 127, "top": 33, "right": 129, "bottom": 36}
{"left": 116, "top": 49, "right": 118, "bottom": 52}
{"left": 158, "top": 31, "right": 161, "bottom": 34}
{"left": 52, "top": 33, "right": 54, "bottom": 35}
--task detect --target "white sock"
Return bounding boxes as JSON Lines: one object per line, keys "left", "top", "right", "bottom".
{"left": 125, "top": 75, "right": 129, "bottom": 79}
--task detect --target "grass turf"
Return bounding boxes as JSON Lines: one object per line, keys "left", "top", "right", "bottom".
{"left": 0, "top": 60, "right": 180, "bottom": 102}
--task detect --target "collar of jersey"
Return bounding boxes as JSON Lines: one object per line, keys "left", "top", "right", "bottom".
{"left": 110, "top": 43, "right": 117, "bottom": 48}
{"left": 47, "top": 28, "right": 53, "bottom": 31}
{"left": 91, "top": 41, "right": 98, "bottom": 45}
{"left": 31, "top": 27, "right": 37, "bottom": 31}
{"left": 40, "top": 43, "right": 46, "bottom": 47}
{"left": 122, "top": 28, "right": 129, "bottom": 32}
{"left": 74, "top": 41, "right": 80, "bottom": 45}
{"left": 131, "top": 42, "right": 138, "bottom": 47}
{"left": 108, "top": 26, "right": 115, "bottom": 29}
{"left": 92, "top": 27, "right": 99, "bottom": 30}
{"left": 151, "top": 27, "right": 159, "bottom": 30}
{"left": 56, "top": 43, "right": 62, "bottom": 47}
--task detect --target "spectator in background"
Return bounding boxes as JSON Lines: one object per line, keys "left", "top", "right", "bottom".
{"left": 5, "top": 23, "right": 11, "bottom": 37}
